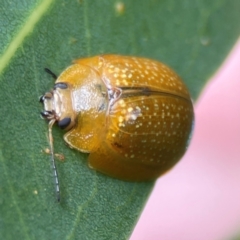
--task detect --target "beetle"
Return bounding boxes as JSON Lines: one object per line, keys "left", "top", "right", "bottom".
{"left": 40, "top": 54, "right": 194, "bottom": 200}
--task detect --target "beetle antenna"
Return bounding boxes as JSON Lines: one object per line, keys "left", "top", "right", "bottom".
{"left": 45, "top": 68, "right": 58, "bottom": 80}
{"left": 48, "top": 119, "right": 60, "bottom": 202}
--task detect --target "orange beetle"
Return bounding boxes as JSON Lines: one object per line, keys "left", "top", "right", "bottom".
{"left": 40, "top": 55, "right": 194, "bottom": 200}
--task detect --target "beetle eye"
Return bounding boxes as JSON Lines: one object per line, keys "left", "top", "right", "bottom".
{"left": 54, "top": 82, "right": 68, "bottom": 89}
{"left": 58, "top": 117, "right": 71, "bottom": 129}
{"left": 39, "top": 95, "right": 44, "bottom": 103}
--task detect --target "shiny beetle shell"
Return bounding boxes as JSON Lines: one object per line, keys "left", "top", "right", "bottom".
{"left": 41, "top": 54, "right": 194, "bottom": 181}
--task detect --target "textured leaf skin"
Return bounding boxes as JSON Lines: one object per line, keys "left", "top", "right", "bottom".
{"left": 0, "top": 0, "right": 239, "bottom": 239}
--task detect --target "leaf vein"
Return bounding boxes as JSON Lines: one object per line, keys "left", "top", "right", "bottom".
{"left": 0, "top": 0, "right": 55, "bottom": 76}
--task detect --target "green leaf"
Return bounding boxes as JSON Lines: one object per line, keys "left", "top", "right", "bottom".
{"left": 0, "top": 0, "right": 239, "bottom": 239}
